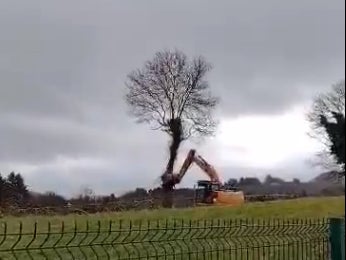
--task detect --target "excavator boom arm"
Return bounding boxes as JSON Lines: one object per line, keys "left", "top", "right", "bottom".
{"left": 193, "top": 154, "right": 221, "bottom": 184}
{"left": 176, "top": 149, "right": 196, "bottom": 182}
{"left": 172, "top": 149, "right": 221, "bottom": 185}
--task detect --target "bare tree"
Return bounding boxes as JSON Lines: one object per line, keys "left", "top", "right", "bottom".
{"left": 125, "top": 50, "right": 219, "bottom": 206}
{"left": 307, "top": 80, "right": 345, "bottom": 171}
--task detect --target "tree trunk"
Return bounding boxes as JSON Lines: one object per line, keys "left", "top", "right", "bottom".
{"left": 162, "top": 187, "right": 174, "bottom": 208}
{"left": 162, "top": 118, "right": 183, "bottom": 208}
{"left": 166, "top": 135, "right": 182, "bottom": 174}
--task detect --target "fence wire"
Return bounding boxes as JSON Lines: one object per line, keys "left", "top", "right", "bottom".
{"left": 0, "top": 218, "right": 329, "bottom": 260}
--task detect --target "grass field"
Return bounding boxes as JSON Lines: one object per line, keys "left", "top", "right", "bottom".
{"left": 2, "top": 196, "right": 344, "bottom": 225}
{"left": 0, "top": 196, "right": 344, "bottom": 259}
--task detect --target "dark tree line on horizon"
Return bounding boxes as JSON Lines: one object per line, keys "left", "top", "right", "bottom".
{"left": 0, "top": 170, "right": 344, "bottom": 215}
{"left": 0, "top": 172, "right": 29, "bottom": 208}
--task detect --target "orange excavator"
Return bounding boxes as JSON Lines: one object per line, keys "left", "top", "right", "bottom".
{"left": 161, "top": 149, "right": 245, "bottom": 206}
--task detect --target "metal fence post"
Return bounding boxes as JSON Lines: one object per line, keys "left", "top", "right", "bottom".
{"left": 329, "top": 217, "right": 345, "bottom": 260}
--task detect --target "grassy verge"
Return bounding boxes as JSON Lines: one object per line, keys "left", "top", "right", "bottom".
{"left": 0, "top": 196, "right": 344, "bottom": 260}
{"left": 2, "top": 196, "right": 344, "bottom": 225}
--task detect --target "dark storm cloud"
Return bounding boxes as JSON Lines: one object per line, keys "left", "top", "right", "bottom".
{"left": 1, "top": 0, "right": 344, "bottom": 115}
{"left": 0, "top": 0, "right": 344, "bottom": 195}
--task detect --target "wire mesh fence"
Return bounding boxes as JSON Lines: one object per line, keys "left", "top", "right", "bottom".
{"left": 0, "top": 218, "right": 330, "bottom": 260}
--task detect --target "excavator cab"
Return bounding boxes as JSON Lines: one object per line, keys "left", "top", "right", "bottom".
{"left": 195, "top": 180, "right": 219, "bottom": 204}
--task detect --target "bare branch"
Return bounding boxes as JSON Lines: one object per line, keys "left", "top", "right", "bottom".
{"left": 125, "top": 49, "right": 219, "bottom": 140}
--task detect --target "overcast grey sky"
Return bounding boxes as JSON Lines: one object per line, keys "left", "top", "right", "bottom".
{"left": 0, "top": 0, "right": 345, "bottom": 197}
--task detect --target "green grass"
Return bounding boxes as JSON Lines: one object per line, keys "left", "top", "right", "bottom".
{"left": 2, "top": 196, "right": 344, "bottom": 225}
{"left": 0, "top": 196, "right": 344, "bottom": 260}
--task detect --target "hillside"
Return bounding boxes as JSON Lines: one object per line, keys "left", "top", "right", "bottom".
{"left": 311, "top": 171, "right": 344, "bottom": 183}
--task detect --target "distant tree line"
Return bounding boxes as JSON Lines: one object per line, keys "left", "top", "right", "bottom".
{"left": 0, "top": 170, "right": 344, "bottom": 216}
{"left": 123, "top": 173, "right": 344, "bottom": 202}
{"left": 0, "top": 172, "right": 29, "bottom": 208}
{"left": 0, "top": 172, "right": 69, "bottom": 210}
{"left": 225, "top": 175, "right": 296, "bottom": 187}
